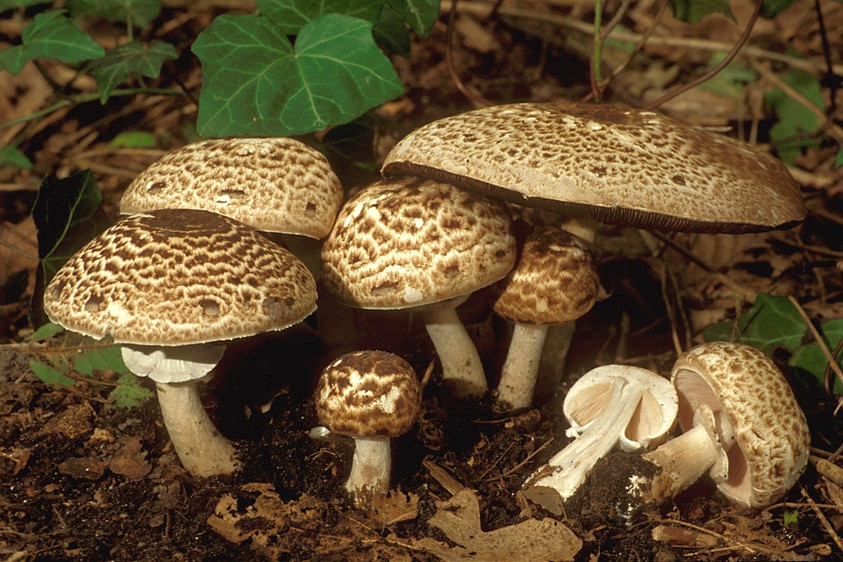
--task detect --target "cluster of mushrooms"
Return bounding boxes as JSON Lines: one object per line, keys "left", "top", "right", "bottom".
{"left": 42, "top": 101, "right": 811, "bottom": 517}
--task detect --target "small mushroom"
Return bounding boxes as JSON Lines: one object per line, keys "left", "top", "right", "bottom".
{"left": 44, "top": 209, "right": 317, "bottom": 477}
{"left": 321, "top": 176, "right": 516, "bottom": 398}
{"left": 622, "top": 342, "right": 810, "bottom": 511}
{"left": 315, "top": 350, "right": 422, "bottom": 502}
{"left": 523, "top": 365, "right": 678, "bottom": 513}
{"left": 493, "top": 226, "right": 600, "bottom": 410}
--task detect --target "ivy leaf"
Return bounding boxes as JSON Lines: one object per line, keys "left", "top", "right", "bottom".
{"left": 789, "top": 319, "right": 843, "bottom": 395}
{"left": 74, "top": 345, "right": 129, "bottom": 377}
{"left": 373, "top": 3, "right": 411, "bottom": 55}
{"left": 88, "top": 40, "right": 177, "bottom": 103}
{"left": 385, "top": 0, "right": 439, "bottom": 35}
{"left": 67, "top": 0, "right": 162, "bottom": 28}
{"left": 766, "top": 67, "right": 824, "bottom": 165}
{"left": 192, "top": 13, "right": 404, "bottom": 137}
{"left": 30, "top": 359, "right": 75, "bottom": 387}
{"left": 258, "top": 0, "right": 382, "bottom": 35}
{"left": 0, "top": 11, "right": 104, "bottom": 75}
{"left": 702, "top": 294, "right": 806, "bottom": 355}
{"left": 30, "top": 170, "right": 109, "bottom": 326}
{"left": 0, "top": 144, "right": 33, "bottom": 169}
{"left": 670, "top": 0, "right": 734, "bottom": 23}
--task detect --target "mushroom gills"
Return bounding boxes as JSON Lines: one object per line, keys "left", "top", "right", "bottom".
{"left": 121, "top": 343, "right": 226, "bottom": 383}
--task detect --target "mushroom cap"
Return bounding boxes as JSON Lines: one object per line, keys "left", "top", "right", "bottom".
{"left": 671, "top": 342, "right": 810, "bottom": 508}
{"left": 493, "top": 226, "right": 600, "bottom": 325}
{"left": 315, "top": 350, "right": 422, "bottom": 438}
{"left": 382, "top": 102, "right": 805, "bottom": 233}
{"left": 120, "top": 138, "right": 343, "bottom": 238}
{"left": 321, "top": 176, "right": 516, "bottom": 309}
{"left": 43, "top": 209, "right": 317, "bottom": 346}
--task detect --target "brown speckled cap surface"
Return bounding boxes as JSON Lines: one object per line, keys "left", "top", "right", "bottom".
{"left": 494, "top": 227, "right": 599, "bottom": 325}
{"left": 321, "top": 177, "right": 516, "bottom": 309}
{"left": 316, "top": 350, "right": 421, "bottom": 438}
{"left": 671, "top": 342, "right": 810, "bottom": 508}
{"left": 44, "top": 209, "right": 317, "bottom": 345}
{"left": 120, "top": 137, "right": 343, "bottom": 238}
{"left": 382, "top": 102, "right": 805, "bottom": 233}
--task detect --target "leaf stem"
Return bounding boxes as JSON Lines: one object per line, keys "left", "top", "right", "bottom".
{"left": 589, "top": 0, "right": 604, "bottom": 101}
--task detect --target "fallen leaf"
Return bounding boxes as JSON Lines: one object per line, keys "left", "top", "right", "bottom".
{"left": 108, "top": 436, "right": 151, "bottom": 480}
{"left": 58, "top": 457, "right": 107, "bottom": 480}
{"left": 365, "top": 489, "right": 419, "bottom": 525}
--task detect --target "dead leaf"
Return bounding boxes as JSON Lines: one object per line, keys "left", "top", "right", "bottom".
{"left": 108, "top": 436, "right": 151, "bottom": 480}
{"left": 38, "top": 403, "right": 92, "bottom": 439}
{"left": 365, "top": 489, "right": 419, "bottom": 525}
{"left": 408, "top": 488, "right": 582, "bottom": 562}
{"left": 58, "top": 457, "right": 107, "bottom": 480}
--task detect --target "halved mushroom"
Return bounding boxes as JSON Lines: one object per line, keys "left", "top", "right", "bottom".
{"left": 44, "top": 209, "right": 318, "bottom": 477}
{"left": 522, "top": 365, "right": 678, "bottom": 513}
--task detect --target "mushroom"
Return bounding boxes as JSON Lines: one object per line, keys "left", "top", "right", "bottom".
{"left": 321, "top": 176, "right": 516, "bottom": 398}
{"left": 382, "top": 101, "right": 805, "bottom": 393}
{"left": 315, "top": 350, "right": 422, "bottom": 502}
{"left": 43, "top": 209, "right": 317, "bottom": 477}
{"left": 119, "top": 137, "right": 344, "bottom": 275}
{"left": 522, "top": 365, "right": 678, "bottom": 513}
{"left": 493, "top": 226, "right": 600, "bottom": 410}
{"left": 620, "top": 342, "right": 810, "bottom": 511}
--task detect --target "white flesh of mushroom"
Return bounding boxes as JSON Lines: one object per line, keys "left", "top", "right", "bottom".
{"left": 496, "top": 323, "right": 548, "bottom": 409}
{"left": 121, "top": 343, "right": 239, "bottom": 477}
{"left": 345, "top": 436, "right": 392, "bottom": 496}
{"left": 524, "top": 365, "right": 677, "bottom": 504}
{"left": 421, "top": 299, "right": 487, "bottom": 398}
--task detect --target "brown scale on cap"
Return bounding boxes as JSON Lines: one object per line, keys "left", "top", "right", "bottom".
{"left": 672, "top": 342, "right": 810, "bottom": 507}
{"left": 120, "top": 137, "right": 343, "bottom": 238}
{"left": 321, "top": 176, "right": 516, "bottom": 309}
{"left": 382, "top": 102, "right": 804, "bottom": 233}
{"left": 494, "top": 227, "right": 600, "bottom": 325}
{"left": 316, "top": 350, "right": 422, "bottom": 438}
{"left": 44, "top": 209, "right": 317, "bottom": 345}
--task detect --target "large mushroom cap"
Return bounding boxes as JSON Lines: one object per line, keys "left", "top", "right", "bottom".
{"left": 382, "top": 102, "right": 805, "bottom": 233}
{"left": 44, "top": 209, "right": 317, "bottom": 346}
{"left": 120, "top": 138, "right": 343, "bottom": 238}
{"left": 316, "top": 350, "right": 422, "bottom": 438}
{"left": 321, "top": 176, "right": 516, "bottom": 309}
{"left": 494, "top": 226, "right": 599, "bottom": 325}
{"left": 671, "top": 342, "right": 810, "bottom": 508}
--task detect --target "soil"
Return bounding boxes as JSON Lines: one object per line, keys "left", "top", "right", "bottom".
{"left": 2, "top": 1, "right": 843, "bottom": 561}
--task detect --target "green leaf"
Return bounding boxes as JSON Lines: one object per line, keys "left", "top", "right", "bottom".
{"left": 193, "top": 13, "right": 404, "bottom": 137}
{"left": 373, "top": 3, "right": 410, "bottom": 55}
{"left": 109, "top": 130, "right": 157, "bottom": 148}
{"left": 89, "top": 40, "right": 177, "bottom": 103}
{"left": 20, "top": 11, "right": 104, "bottom": 68}
{"left": 30, "top": 170, "right": 108, "bottom": 326}
{"left": 835, "top": 147, "right": 843, "bottom": 167}
{"left": 761, "top": 0, "right": 798, "bottom": 18}
{"left": 765, "top": 68, "right": 825, "bottom": 165}
{"left": 30, "top": 359, "right": 75, "bottom": 386}
{"left": 28, "top": 321, "right": 65, "bottom": 341}
{"left": 108, "top": 373, "right": 153, "bottom": 408}
{"left": 0, "top": 0, "right": 51, "bottom": 10}
{"left": 68, "top": 0, "right": 162, "bottom": 28}
{"left": 385, "top": 0, "right": 439, "bottom": 35}
{"left": 258, "top": 0, "right": 382, "bottom": 35}
{"left": 670, "top": 0, "right": 734, "bottom": 22}
{"left": 699, "top": 53, "right": 757, "bottom": 100}
{"left": 702, "top": 294, "right": 806, "bottom": 355}
{"left": 0, "top": 144, "right": 33, "bottom": 169}
{"left": 789, "top": 319, "right": 843, "bottom": 395}
{"left": 0, "top": 45, "right": 28, "bottom": 74}
{"left": 74, "top": 345, "right": 129, "bottom": 377}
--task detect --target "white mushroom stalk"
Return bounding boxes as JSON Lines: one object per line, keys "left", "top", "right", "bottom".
{"left": 345, "top": 436, "right": 392, "bottom": 495}
{"left": 523, "top": 365, "right": 677, "bottom": 512}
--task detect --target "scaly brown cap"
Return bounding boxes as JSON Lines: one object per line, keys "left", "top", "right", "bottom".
{"left": 120, "top": 137, "right": 343, "bottom": 238}
{"left": 494, "top": 227, "right": 599, "bottom": 325}
{"left": 321, "top": 176, "right": 516, "bottom": 309}
{"left": 382, "top": 102, "right": 804, "bottom": 233}
{"left": 672, "top": 342, "right": 810, "bottom": 508}
{"left": 44, "top": 209, "right": 317, "bottom": 345}
{"left": 316, "top": 350, "right": 422, "bottom": 438}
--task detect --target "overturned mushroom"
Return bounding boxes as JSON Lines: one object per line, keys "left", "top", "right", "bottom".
{"left": 523, "top": 365, "right": 678, "bottom": 513}
{"left": 44, "top": 209, "right": 317, "bottom": 477}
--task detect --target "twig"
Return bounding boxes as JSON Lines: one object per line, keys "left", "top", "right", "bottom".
{"left": 644, "top": 0, "right": 764, "bottom": 110}
{"left": 497, "top": 437, "right": 556, "bottom": 479}
{"left": 802, "top": 485, "right": 843, "bottom": 555}
{"left": 787, "top": 295, "right": 843, "bottom": 397}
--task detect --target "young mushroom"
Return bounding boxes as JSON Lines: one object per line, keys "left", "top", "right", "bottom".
{"left": 493, "top": 226, "right": 600, "bottom": 410}
{"left": 616, "top": 342, "right": 810, "bottom": 512}
{"left": 43, "top": 209, "right": 317, "bottom": 477}
{"left": 315, "top": 350, "right": 422, "bottom": 503}
{"left": 522, "top": 365, "right": 678, "bottom": 514}
{"left": 321, "top": 176, "right": 516, "bottom": 398}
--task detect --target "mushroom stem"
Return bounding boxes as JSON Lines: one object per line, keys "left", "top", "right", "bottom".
{"left": 525, "top": 377, "right": 643, "bottom": 501}
{"left": 422, "top": 303, "right": 487, "bottom": 398}
{"left": 534, "top": 321, "right": 576, "bottom": 403}
{"left": 346, "top": 436, "right": 392, "bottom": 497}
{"left": 155, "top": 382, "right": 240, "bottom": 477}
{"left": 497, "top": 323, "right": 548, "bottom": 409}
